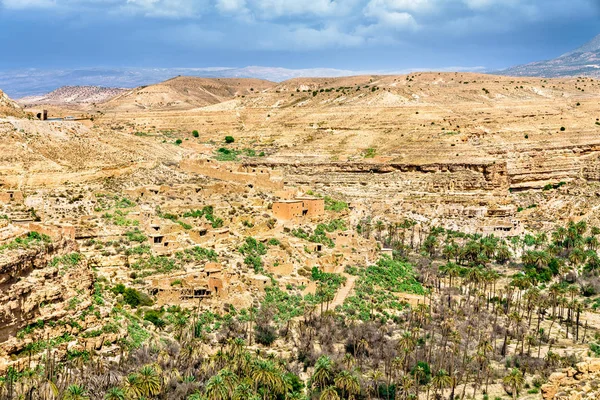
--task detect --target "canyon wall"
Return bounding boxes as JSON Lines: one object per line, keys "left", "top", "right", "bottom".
{"left": 0, "top": 238, "right": 93, "bottom": 358}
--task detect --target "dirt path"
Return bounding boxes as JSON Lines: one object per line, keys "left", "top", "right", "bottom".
{"left": 329, "top": 274, "right": 356, "bottom": 310}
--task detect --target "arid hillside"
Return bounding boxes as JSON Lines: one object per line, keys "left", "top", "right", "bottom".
{"left": 56, "top": 72, "right": 596, "bottom": 232}
{"left": 13, "top": 72, "right": 600, "bottom": 233}
{"left": 19, "top": 86, "right": 128, "bottom": 107}
{"left": 0, "top": 89, "right": 24, "bottom": 117}
{"left": 4, "top": 74, "right": 600, "bottom": 400}
{"left": 101, "top": 76, "right": 276, "bottom": 111}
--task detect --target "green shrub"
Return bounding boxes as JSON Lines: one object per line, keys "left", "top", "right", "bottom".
{"left": 364, "top": 148, "right": 376, "bottom": 158}
{"left": 144, "top": 310, "right": 166, "bottom": 328}
{"left": 254, "top": 324, "right": 277, "bottom": 346}
{"left": 225, "top": 136, "right": 235, "bottom": 144}
{"left": 192, "top": 130, "right": 199, "bottom": 137}
{"left": 112, "top": 283, "right": 126, "bottom": 295}
{"left": 175, "top": 139, "right": 183, "bottom": 145}
{"left": 123, "top": 288, "right": 153, "bottom": 308}
{"left": 324, "top": 196, "right": 348, "bottom": 212}
{"left": 215, "top": 147, "right": 240, "bottom": 161}
{"left": 126, "top": 229, "right": 147, "bottom": 243}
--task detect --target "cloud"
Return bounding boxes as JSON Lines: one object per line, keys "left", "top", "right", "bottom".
{"left": 2, "top": 0, "right": 56, "bottom": 8}
{"left": 123, "top": 0, "right": 208, "bottom": 18}
{"left": 215, "top": 0, "right": 246, "bottom": 13}
{"left": 267, "top": 25, "right": 365, "bottom": 50}
{"left": 1, "top": 0, "right": 598, "bottom": 57}
{"left": 249, "top": 0, "right": 357, "bottom": 18}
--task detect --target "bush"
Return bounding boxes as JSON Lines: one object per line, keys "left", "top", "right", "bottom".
{"left": 254, "top": 324, "right": 277, "bottom": 346}
{"left": 126, "top": 229, "right": 147, "bottom": 243}
{"left": 112, "top": 283, "right": 126, "bottom": 295}
{"left": 560, "top": 127, "right": 566, "bottom": 131}
{"left": 175, "top": 139, "right": 183, "bottom": 145}
{"left": 192, "top": 130, "right": 199, "bottom": 138}
{"left": 144, "top": 310, "right": 166, "bottom": 328}
{"left": 123, "top": 288, "right": 153, "bottom": 308}
{"left": 364, "top": 148, "right": 376, "bottom": 158}
{"left": 225, "top": 136, "right": 235, "bottom": 144}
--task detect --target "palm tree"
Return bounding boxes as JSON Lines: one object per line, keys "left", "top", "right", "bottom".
{"left": 311, "top": 356, "right": 334, "bottom": 391}
{"left": 205, "top": 375, "right": 230, "bottom": 400}
{"left": 63, "top": 385, "right": 90, "bottom": 400}
{"left": 123, "top": 374, "right": 143, "bottom": 400}
{"left": 334, "top": 370, "right": 360, "bottom": 399}
{"left": 187, "top": 391, "right": 206, "bottom": 400}
{"left": 552, "top": 226, "right": 567, "bottom": 246}
{"left": 319, "top": 386, "right": 340, "bottom": 400}
{"left": 493, "top": 244, "right": 510, "bottom": 263}
{"left": 431, "top": 369, "right": 452, "bottom": 398}
{"left": 232, "top": 382, "right": 254, "bottom": 400}
{"left": 104, "top": 387, "right": 125, "bottom": 400}
{"left": 251, "top": 359, "right": 283, "bottom": 397}
{"left": 218, "top": 368, "right": 239, "bottom": 396}
{"left": 522, "top": 250, "right": 550, "bottom": 270}
{"left": 136, "top": 365, "right": 162, "bottom": 398}
{"left": 397, "top": 373, "right": 413, "bottom": 400}
{"left": 502, "top": 369, "right": 525, "bottom": 400}
{"left": 412, "top": 365, "right": 425, "bottom": 400}
{"left": 442, "top": 243, "right": 459, "bottom": 262}
{"left": 375, "top": 220, "right": 385, "bottom": 242}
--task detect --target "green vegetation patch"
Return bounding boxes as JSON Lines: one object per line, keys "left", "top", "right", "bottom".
{"left": 340, "top": 257, "right": 425, "bottom": 321}
{"left": 0, "top": 231, "right": 51, "bottom": 253}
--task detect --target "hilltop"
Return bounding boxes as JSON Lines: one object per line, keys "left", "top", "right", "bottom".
{"left": 101, "top": 76, "right": 276, "bottom": 111}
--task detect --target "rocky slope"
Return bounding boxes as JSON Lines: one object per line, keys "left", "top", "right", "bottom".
{"left": 0, "top": 89, "right": 24, "bottom": 117}
{"left": 500, "top": 33, "right": 600, "bottom": 78}
{"left": 19, "top": 86, "right": 127, "bottom": 107}
{"left": 0, "top": 235, "right": 93, "bottom": 359}
{"left": 541, "top": 358, "right": 600, "bottom": 399}
{"left": 84, "top": 72, "right": 600, "bottom": 231}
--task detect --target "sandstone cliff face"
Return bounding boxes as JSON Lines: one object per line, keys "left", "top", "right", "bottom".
{"left": 0, "top": 238, "right": 93, "bottom": 357}
{"left": 242, "top": 160, "right": 512, "bottom": 232}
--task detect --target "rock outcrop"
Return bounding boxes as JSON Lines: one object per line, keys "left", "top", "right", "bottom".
{"left": 541, "top": 358, "right": 600, "bottom": 399}
{"left": 0, "top": 237, "right": 93, "bottom": 358}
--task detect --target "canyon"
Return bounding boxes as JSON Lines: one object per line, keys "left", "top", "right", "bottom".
{"left": 1, "top": 72, "right": 600, "bottom": 399}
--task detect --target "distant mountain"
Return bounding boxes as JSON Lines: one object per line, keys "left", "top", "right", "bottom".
{"left": 0, "top": 66, "right": 359, "bottom": 98}
{"left": 1, "top": 65, "right": 488, "bottom": 98}
{"left": 19, "top": 86, "right": 128, "bottom": 106}
{"left": 499, "top": 34, "right": 600, "bottom": 78}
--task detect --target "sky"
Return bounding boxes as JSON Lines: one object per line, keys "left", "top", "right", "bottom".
{"left": 0, "top": 0, "right": 599, "bottom": 72}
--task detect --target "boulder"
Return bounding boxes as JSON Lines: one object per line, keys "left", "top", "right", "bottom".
{"left": 587, "top": 359, "right": 600, "bottom": 373}
{"left": 575, "top": 361, "right": 589, "bottom": 374}
{"left": 542, "top": 383, "right": 558, "bottom": 399}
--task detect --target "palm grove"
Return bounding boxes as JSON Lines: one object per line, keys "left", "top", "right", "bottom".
{"left": 2, "top": 217, "right": 600, "bottom": 400}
